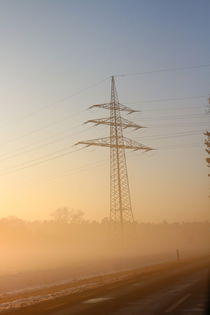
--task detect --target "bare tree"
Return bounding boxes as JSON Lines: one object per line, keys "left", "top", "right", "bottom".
{"left": 51, "top": 207, "right": 84, "bottom": 224}
{"left": 51, "top": 207, "right": 71, "bottom": 223}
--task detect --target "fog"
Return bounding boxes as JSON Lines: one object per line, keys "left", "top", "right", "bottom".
{"left": 0, "top": 210, "right": 209, "bottom": 294}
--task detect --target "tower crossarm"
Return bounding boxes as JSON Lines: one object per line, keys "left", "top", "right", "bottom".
{"left": 123, "top": 137, "right": 154, "bottom": 151}
{"left": 89, "top": 103, "right": 139, "bottom": 114}
{"left": 76, "top": 136, "right": 153, "bottom": 151}
{"left": 84, "top": 117, "right": 145, "bottom": 130}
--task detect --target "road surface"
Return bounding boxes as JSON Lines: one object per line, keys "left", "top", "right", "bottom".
{"left": 6, "top": 256, "right": 210, "bottom": 315}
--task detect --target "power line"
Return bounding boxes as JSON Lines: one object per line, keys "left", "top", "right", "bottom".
{"left": 137, "top": 106, "right": 206, "bottom": 113}
{"left": 49, "top": 159, "right": 107, "bottom": 181}
{"left": 143, "top": 113, "right": 205, "bottom": 120}
{"left": 0, "top": 147, "right": 84, "bottom": 177}
{"left": 1, "top": 68, "right": 208, "bottom": 148}
{"left": 0, "top": 130, "right": 205, "bottom": 177}
{"left": 1, "top": 92, "right": 207, "bottom": 147}
{"left": 0, "top": 76, "right": 109, "bottom": 148}
{"left": 0, "top": 123, "right": 107, "bottom": 160}
{"left": 142, "top": 130, "right": 203, "bottom": 140}
{"left": 0, "top": 126, "right": 92, "bottom": 162}
{"left": 4, "top": 102, "right": 207, "bottom": 149}
{"left": 0, "top": 113, "right": 81, "bottom": 146}
{"left": 12, "top": 159, "right": 107, "bottom": 187}
{"left": 2, "top": 65, "right": 208, "bottom": 132}
{"left": 2, "top": 102, "right": 204, "bottom": 147}
{"left": 2, "top": 76, "right": 109, "bottom": 126}
{"left": 0, "top": 126, "right": 74, "bottom": 158}
{"left": 0, "top": 129, "right": 203, "bottom": 170}
{"left": 0, "top": 146, "right": 72, "bottom": 173}
{"left": 134, "top": 115, "right": 208, "bottom": 123}
{"left": 114, "top": 63, "right": 210, "bottom": 77}
{"left": 0, "top": 128, "right": 203, "bottom": 176}
{"left": 133, "top": 112, "right": 205, "bottom": 119}
{"left": 1, "top": 73, "right": 208, "bottom": 179}
{"left": 0, "top": 109, "right": 206, "bottom": 162}
{"left": 161, "top": 143, "right": 201, "bottom": 150}
{"left": 124, "top": 95, "right": 207, "bottom": 104}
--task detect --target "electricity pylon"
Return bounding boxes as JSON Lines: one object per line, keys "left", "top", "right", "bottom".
{"left": 76, "top": 76, "right": 153, "bottom": 230}
{"left": 204, "top": 95, "right": 210, "bottom": 197}
{"left": 204, "top": 131, "right": 210, "bottom": 175}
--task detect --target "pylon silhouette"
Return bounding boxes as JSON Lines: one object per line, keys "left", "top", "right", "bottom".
{"left": 76, "top": 76, "right": 153, "bottom": 230}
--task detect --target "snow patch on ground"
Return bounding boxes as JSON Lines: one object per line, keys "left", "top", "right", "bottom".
{"left": 0, "top": 275, "right": 125, "bottom": 312}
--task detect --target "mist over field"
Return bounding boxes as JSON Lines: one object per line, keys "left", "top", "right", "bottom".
{"left": 1, "top": 208, "right": 209, "bottom": 295}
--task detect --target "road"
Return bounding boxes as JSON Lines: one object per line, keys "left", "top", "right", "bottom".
{"left": 8, "top": 256, "right": 210, "bottom": 315}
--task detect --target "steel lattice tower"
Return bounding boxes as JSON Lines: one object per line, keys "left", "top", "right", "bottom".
{"left": 204, "top": 131, "right": 210, "bottom": 173}
{"left": 76, "top": 76, "right": 153, "bottom": 229}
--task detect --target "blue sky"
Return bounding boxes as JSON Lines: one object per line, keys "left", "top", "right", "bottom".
{"left": 0, "top": 0, "right": 209, "bottom": 222}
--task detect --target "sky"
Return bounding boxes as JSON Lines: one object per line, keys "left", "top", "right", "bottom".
{"left": 0, "top": 0, "right": 209, "bottom": 222}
